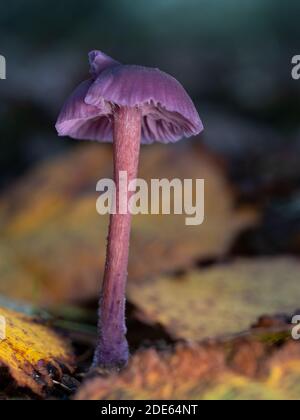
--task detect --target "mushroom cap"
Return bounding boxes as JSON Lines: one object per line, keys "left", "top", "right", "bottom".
{"left": 56, "top": 51, "right": 203, "bottom": 144}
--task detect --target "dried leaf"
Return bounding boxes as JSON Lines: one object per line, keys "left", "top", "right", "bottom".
{"left": 0, "top": 306, "right": 74, "bottom": 396}
{"left": 75, "top": 339, "right": 300, "bottom": 400}
{"left": 0, "top": 144, "right": 256, "bottom": 305}
{"left": 203, "top": 342, "right": 300, "bottom": 400}
{"left": 128, "top": 258, "right": 300, "bottom": 341}
{"left": 75, "top": 344, "right": 225, "bottom": 400}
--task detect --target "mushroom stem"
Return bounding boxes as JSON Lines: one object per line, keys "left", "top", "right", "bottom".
{"left": 93, "top": 106, "right": 142, "bottom": 369}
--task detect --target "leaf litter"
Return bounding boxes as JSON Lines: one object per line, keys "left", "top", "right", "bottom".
{"left": 0, "top": 143, "right": 257, "bottom": 306}
{"left": 1, "top": 143, "right": 299, "bottom": 400}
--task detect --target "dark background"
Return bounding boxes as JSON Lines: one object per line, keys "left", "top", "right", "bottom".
{"left": 1, "top": 0, "right": 300, "bottom": 253}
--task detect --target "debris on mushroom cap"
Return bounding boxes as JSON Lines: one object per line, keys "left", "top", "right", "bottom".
{"left": 56, "top": 50, "right": 203, "bottom": 144}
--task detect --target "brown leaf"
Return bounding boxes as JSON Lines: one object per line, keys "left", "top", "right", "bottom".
{"left": 128, "top": 257, "right": 300, "bottom": 341}
{"left": 75, "top": 344, "right": 225, "bottom": 400}
{"left": 0, "top": 306, "right": 74, "bottom": 396}
{"left": 0, "top": 144, "right": 256, "bottom": 305}
{"left": 75, "top": 338, "right": 300, "bottom": 400}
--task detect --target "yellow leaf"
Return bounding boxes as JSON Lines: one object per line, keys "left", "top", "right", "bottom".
{"left": 0, "top": 307, "right": 74, "bottom": 396}
{"left": 128, "top": 257, "right": 300, "bottom": 341}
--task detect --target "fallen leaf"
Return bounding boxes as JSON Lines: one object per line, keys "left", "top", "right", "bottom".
{"left": 75, "top": 338, "right": 300, "bottom": 400}
{"left": 0, "top": 306, "right": 74, "bottom": 396}
{"left": 0, "top": 144, "right": 256, "bottom": 305}
{"left": 75, "top": 344, "right": 225, "bottom": 400}
{"left": 128, "top": 257, "right": 300, "bottom": 341}
{"left": 203, "top": 341, "right": 300, "bottom": 400}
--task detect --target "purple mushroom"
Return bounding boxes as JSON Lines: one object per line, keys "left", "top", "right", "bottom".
{"left": 56, "top": 50, "right": 203, "bottom": 370}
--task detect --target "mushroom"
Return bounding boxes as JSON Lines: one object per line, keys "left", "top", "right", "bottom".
{"left": 56, "top": 50, "right": 203, "bottom": 369}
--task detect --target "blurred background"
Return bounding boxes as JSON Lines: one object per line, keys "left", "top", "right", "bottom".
{"left": 0, "top": 0, "right": 300, "bottom": 296}
{"left": 1, "top": 0, "right": 300, "bottom": 189}
{"left": 1, "top": 0, "right": 300, "bottom": 399}
{"left": 1, "top": 3, "right": 300, "bottom": 247}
